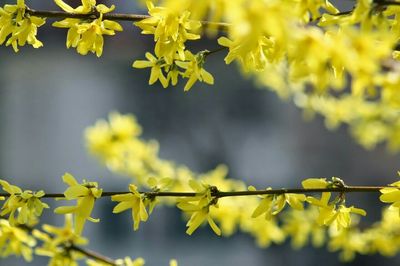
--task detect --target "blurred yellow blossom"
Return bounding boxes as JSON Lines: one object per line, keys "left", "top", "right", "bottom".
{"left": 282, "top": 207, "right": 325, "bottom": 249}
{"left": 115, "top": 257, "right": 145, "bottom": 266}
{"left": 33, "top": 214, "right": 87, "bottom": 266}
{"left": 380, "top": 180, "right": 400, "bottom": 215}
{"left": 0, "top": 219, "right": 36, "bottom": 261}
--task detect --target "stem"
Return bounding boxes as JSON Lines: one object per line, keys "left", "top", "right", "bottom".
{"left": 204, "top": 46, "right": 228, "bottom": 57}
{"left": 375, "top": 0, "right": 400, "bottom": 6}
{"left": 69, "top": 244, "right": 117, "bottom": 266}
{"left": 25, "top": 8, "right": 230, "bottom": 30}
{"left": 311, "top": 10, "right": 354, "bottom": 23}
{"left": 0, "top": 186, "right": 388, "bottom": 199}
{"left": 215, "top": 186, "right": 386, "bottom": 198}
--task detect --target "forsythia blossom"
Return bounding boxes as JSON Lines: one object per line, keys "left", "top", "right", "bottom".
{"left": 133, "top": 50, "right": 214, "bottom": 90}
{"left": 135, "top": 1, "right": 201, "bottom": 64}
{"left": 282, "top": 207, "right": 325, "bottom": 249}
{"left": 132, "top": 52, "right": 169, "bottom": 88}
{"left": 177, "top": 180, "right": 221, "bottom": 236}
{"left": 52, "top": 0, "right": 122, "bottom": 57}
{"left": 0, "top": 0, "right": 45, "bottom": 52}
{"left": 380, "top": 180, "right": 400, "bottom": 215}
{"left": 175, "top": 50, "right": 214, "bottom": 91}
{"left": 54, "top": 173, "right": 102, "bottom": 235}
{"left": 115, "top": 257, "right": 145, "bottom": 266}
{"left": 84, "top": 113, "right": 400, "bottom": 261}
{"left": 250, "top": 186, "right": 306, "bottom": 219}
{"left": 0, "top": 219, "right": 36, "bottom": 261}
{"left": 33, "top": 214, "right": 87, "bottom": 266}
{"left": 133, "top": 2, "right": 216, "bottom": 90}
{"left": 111, "top": 184, "right": 149, "bottom": 231}
{"left": 303, "top": 178, "right": 366, "bottom": 230}
{"left": 0, "top": 179, "right": 49, "bottom": 226}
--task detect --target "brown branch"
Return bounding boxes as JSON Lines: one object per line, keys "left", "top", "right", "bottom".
{"left": 310, "top": 10, "right": 354, "bottom": 23}
{"left": 25, "top": 8, "right": 230, "bottom": 30}
{"left": 0, "top": 186, "right": 388, "bottom": 199}
{"left": 69, "top": 244, "right": 117, "bottom": 266}
{"left": 375, "top": 0, "right": 400, "bottom": 6}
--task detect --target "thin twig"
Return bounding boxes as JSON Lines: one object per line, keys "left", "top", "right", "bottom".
{"left": 0, "top": 186, "right": 388, "bottom": 199}
{"left": 375, "top": 0, "right": 400, "bottom": 6}
{"left": 25, "top": 8, "right": 230, "bottom": 30}
{"left": 204, "top": 46, "right": 228, "bottom": 57}
{"left": 69, "top": 244, "right": 117, "bottom": 266}
{"left": 311, "top": 10, "right": 354, "bottom": 23}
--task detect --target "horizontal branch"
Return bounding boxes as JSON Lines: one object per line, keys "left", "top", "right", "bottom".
{"left": 69, "top": 244, "right": 117, "bottom": 266}
{"left": 375, "top": 0, "right": 400, "bottom": 6}
{"left": 0, "top": 186, "right": 388, "bottom": 199}
{"left": 25, "top": 8, "right": 230, "bottom": 30}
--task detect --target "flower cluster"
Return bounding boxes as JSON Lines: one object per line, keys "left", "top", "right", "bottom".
{"left": 33, "top": 215, "right": 88, "bottom": 266}
{"left": 0, "top": 179, "right": 48, "bottom": 226}
{"left": 0, "top": 219, "right": 36, "bottom": 261}
{"left": 83, "top": 112, "right": 396, "bottom": 261}
{"left": 303, "top": 178, "right": 366, "bottom": 231}
{"left": 380, "top": 180, "right": 400, "bottom": 214}
{"left": 132, "top": 2, "right": 216, "bottom": 90}
{"left": 3, "top": 0, "right": 400, "bottom": 150}
{"left": 177, "top": 180, "right": 221, "bottom": 235}
{"left": 133, "top": 50, "right": 214, "bottom": 90}
{"left": 135, "top": 2, "right": 201, "bottom": 64}
{"left": 250, "top": 186, "right": 306, "bottom": 220}
{"left": 52, "top": 0, "right": 122, "bottom": 57}
{"left": 0, "top": 0, "right": 44, "bottom": 52}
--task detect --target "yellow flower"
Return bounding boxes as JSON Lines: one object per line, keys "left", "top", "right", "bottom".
{"left": 53, "top": 0, "right": 122, "bottom": 57}
{"left": 0, "top": 219, "right": 36, "bottom": 261}
{"left": 0, "top": 0, "right": 45, "bottom": 52}
{"left": 282, "top": 207, "right": 325, "bottom": 249}
{"left": 218, "top": 36, "right": 281, "bottom": 72}
{"left": 380, "top": 180, "right": 400, "bottom": 215}
{"left": 175, "top": 50, "right": 214, "bottom": 91}
{"left": 54, "top": 173, "right": 102, "bottom": 235}
{"left": 135, "top": 2, "right": 201, "bottom": 64}
{"left": 112, "top": 184, "right": 149, "bottom": 231}
{"left": 307, "top": 190, "right": 366, "bottom": 230}
{"left": 132, "top": 52, "right": 169, "bottom": 88}
{"left": 302, "top": 178, "right": 329, "bottom": 189}
{"left": 240, "top": 215, "right": 285, "bottom": 248}
{"left": 334, "top": 205, "right": 366, "bottom": 230}
{"left": 33, "top": 215, "right": 87, "bottom": 266}
{"left": 296, "top": 0, "right": 339, "bottom": 21}
{"left": 176, "top": 180, "right": 221, "bottom": 236}
{"left": 169, "top": 259, "right": 178, "bottom": 266}
{"left": 302, "top": 178, "right": 366, "bottom": 230}
{"left": 54, "top": 0, "right": 94, "bottom": 13}
{"left": 250, "top": 186, "right": 306, "bottom": 220}
{"left": 85, "top": 112, "right": 142, "bottom": 159}
{"left": 115, "top": 257, "right": 145, "bottom": 266}
{"left": 328, "top": 228, "right": 367, "bottom": 262}
{"left": 146, "top": 177, "right": 173, "bottom": 213}
{"left": 0, "top": 179, "right": 49, "bottom": 226}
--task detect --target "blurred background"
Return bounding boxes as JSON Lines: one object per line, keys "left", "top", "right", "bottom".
{"left": 1, "top": 0, "right": 400, "bottom": 265}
